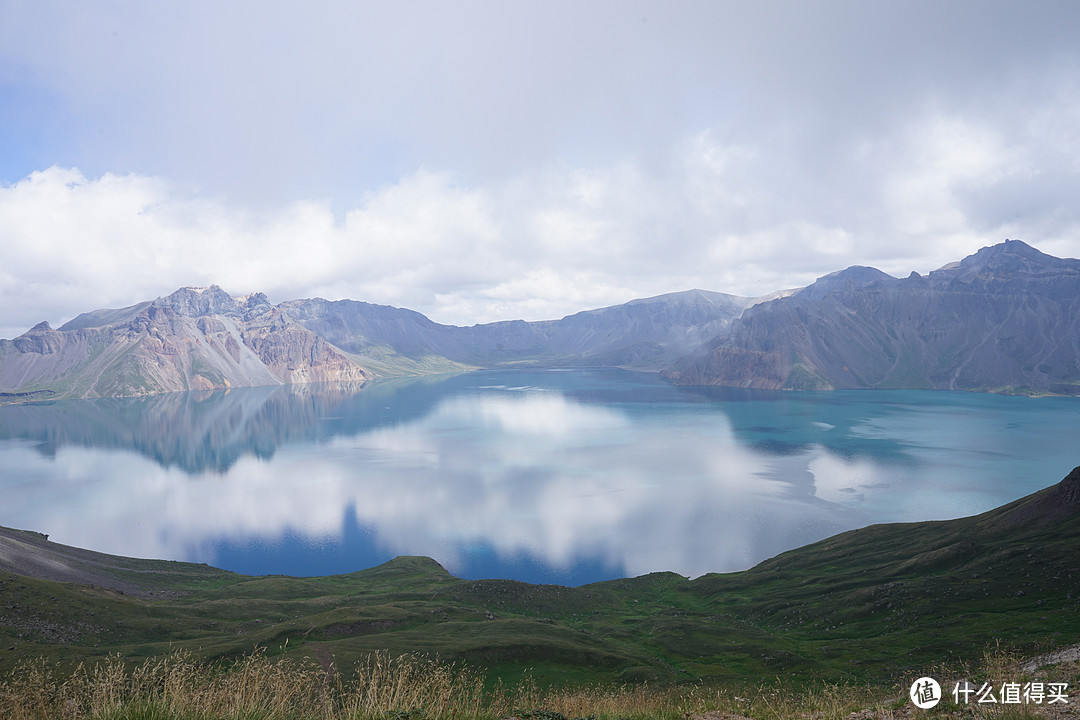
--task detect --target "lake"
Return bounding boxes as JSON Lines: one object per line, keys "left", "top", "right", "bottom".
{"left": 1, "top": 368, "right": 1078, "bottom": 585}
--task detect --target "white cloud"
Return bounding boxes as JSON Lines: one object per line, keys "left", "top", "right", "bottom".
{"left": 2, "top": 3, "right": 1080, "bottom": 335}
{"left": 4, "top": 95, "right": 1080, "bottom": 339}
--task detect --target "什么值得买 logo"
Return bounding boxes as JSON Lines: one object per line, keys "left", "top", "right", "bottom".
{"left": 909, "top": 677, "right": 1070, "bottom": 708}
{"left": 910, "top": 677, "right": 941, "bottom": 709}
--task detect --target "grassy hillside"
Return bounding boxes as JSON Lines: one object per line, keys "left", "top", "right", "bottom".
{"left": 2, "top": 467, "right": 1079, "bottom": 694}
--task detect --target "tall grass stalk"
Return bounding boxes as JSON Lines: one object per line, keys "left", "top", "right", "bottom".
{"left": 1, "top": 643, "right": 1072, "bottom": 720}
{"left": 0, "top": 649, "right": 501, "bottom": 720}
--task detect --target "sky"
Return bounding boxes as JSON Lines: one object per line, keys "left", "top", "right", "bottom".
{"left": 2, "top": 0, "right": 1080, "bottom": 339}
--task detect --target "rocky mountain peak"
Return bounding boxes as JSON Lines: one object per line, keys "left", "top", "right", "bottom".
{"left": 796, "top": 265, "right": 895, "bottom": 301}
{"left": 934, "top": 239, "right": 1078, "bottom": 284}
{"left": 13, "top": 321, "right": 61, "bottom": 354}
{"left": 153, "top": 285, "right": 243, "bottom": 318}
{"left": 237, "top": 292, "right": 273, "bottom": 319}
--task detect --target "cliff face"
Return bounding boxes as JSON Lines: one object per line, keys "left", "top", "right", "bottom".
{"left": 240, "top": 307, "right": 369, "bottom": 385}
{"left": 0, "top": 286, "right": 369, "bottom": 400}
{"left": 662, "top": 240, "right": 1080, "bottom": 394}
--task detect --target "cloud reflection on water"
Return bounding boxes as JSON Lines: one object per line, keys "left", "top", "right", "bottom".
{"left": 326, "top": 392, "right": 857, "bottom": 578}
{"left": 1, "top": 370, "right": 1077, "bottom": 583}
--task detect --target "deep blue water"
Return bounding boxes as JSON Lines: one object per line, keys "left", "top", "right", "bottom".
{"left": 1, "top": 368, "right": 1078, "bottom": 585}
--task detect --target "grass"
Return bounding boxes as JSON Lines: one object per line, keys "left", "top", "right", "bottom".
{"left": 346, "top": 345, "right": 474, "bottom": 378}
{"left": 0, "top": 648, "right": 874, "bottom": 719}
{"left": 2, "top": 644, "right": 1075, "bottom": 720}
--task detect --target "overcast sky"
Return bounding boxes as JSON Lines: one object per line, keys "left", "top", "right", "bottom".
{"left": 2, "top": 1, "right": 1080, "bottom": 338}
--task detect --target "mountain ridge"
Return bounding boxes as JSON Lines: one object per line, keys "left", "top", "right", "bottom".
{"left": 1, "top": 286, "right": 761, "bottom": 400}
{"left": 662, "top": 239, "right": 1080, "bottom": 394}
{"left": 279, "top": 286, "right": 758, "bottom": 370}
{"left": 4, "top": 239, "right": 1080, "bottom": 400}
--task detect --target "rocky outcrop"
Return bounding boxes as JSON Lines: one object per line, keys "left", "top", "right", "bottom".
{"left": 662, "top": 240, "right": 1080, "bottom": 394}
{"left": 0, "top": 286, "right": 370, "bottom": 400}
{"left": 11, "top": 322, "right": 63, "bottom": 355}
{"left": 240, "top": 307, "right": 368, "bottom": 385}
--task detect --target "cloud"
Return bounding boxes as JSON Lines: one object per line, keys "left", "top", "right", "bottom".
{"left": 5, "top": 80, "right": 1080, "bottom": 339}
{"left": 3, "top": 1, "right": 1080, "bottom": 334}
{"left": 3, "top": 2, "right": 1079, "bottom": 195}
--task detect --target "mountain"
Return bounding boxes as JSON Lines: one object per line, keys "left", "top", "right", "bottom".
{"left": 5, "top": 239, "right": 1079, "bottom": 400}
{"left": 0, "top": 286, "right": 370, "bottom": 401}
{"left": 1, "top": 287, "right": 758, "bottom": 401}
{"left": 662, "top": 240, "right": 1080, "bottom": 394}
{"left": 281, "top": 288, "right": 756, "bottom": 371}
{"left": 2, "top": 465, "right": 1079, "bottom": 683}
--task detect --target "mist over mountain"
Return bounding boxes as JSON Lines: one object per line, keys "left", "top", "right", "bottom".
{"left": 2, "top": 240, "right": 1078, "bottom": 401}
{"left": 662, "top": 240, "right": 1080, "bottom": 394}
{"left": 281, "top": 288, "right": 755, "bottom": 372}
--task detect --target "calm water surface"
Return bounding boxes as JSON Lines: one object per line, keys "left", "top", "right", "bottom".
{"left": 1, "top": 368, "right": 1078, "bottom": 585}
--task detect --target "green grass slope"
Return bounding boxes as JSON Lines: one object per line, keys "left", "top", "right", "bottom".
{"left": 2, "top": 467, "right": 1079, "bottom": 687}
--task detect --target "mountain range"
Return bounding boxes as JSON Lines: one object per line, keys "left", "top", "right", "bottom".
{"left": 662, "top": 239, "right": 1080, "bottom": 394}
{"left": 2, "top": 239, "right": 1079, "bottom": 400}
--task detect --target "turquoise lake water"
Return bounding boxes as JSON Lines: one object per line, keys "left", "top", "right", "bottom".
{"left": 1, "top": 368, "right": 1078, "bottom": 585}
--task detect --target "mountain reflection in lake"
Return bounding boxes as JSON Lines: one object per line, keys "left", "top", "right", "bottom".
{"left": 2, "top": 369, "right": 1078, "bottom": 585}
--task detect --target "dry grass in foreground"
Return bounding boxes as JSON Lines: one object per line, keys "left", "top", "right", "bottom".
{"left": 0, "top": 646, "right": 1076, "bottom": 720}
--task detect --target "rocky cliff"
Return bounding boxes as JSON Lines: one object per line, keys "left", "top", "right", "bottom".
{"left": 662, "top": 240, "right": 1080, "bottom": 394}
{"left": 0, "top": 286, "right": 370, "bottom": 400}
